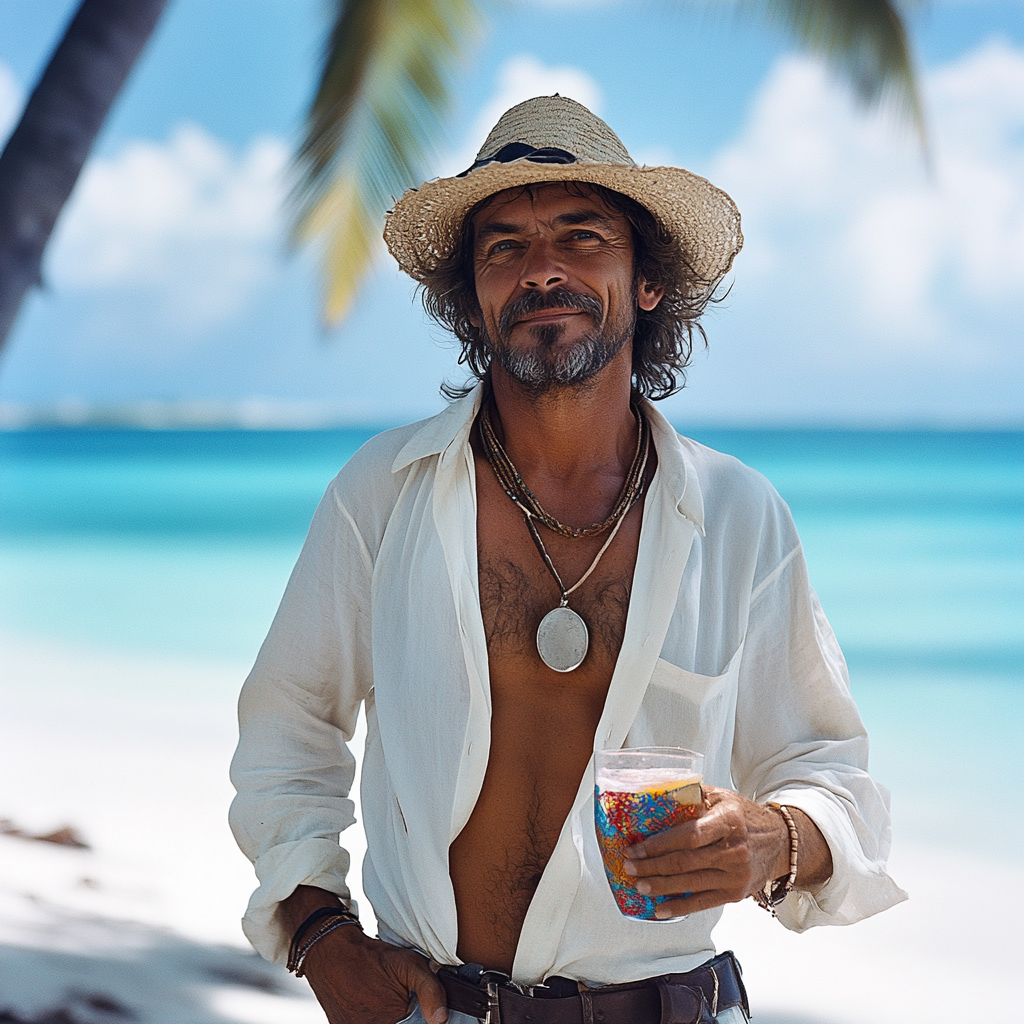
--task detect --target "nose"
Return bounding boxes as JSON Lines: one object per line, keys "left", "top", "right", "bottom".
{"left": 519, "top": 239, "right": 566, "bottom": 292}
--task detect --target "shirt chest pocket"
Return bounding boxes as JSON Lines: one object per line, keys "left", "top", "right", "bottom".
{"left": 625, "top": 643, "right": 743, "bottom": 790}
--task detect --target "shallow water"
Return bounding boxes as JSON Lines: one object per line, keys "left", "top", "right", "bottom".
{"left": 2, "top": 426, "right": 1021, "bottom": 858}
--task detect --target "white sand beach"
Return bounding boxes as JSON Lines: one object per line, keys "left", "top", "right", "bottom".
{"left": 1, "top": 635, "right": 1021, "bottom": 1024}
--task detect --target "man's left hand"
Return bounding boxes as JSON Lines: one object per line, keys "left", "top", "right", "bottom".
{"left": 622, "top": 786, "right": 832, "bottom": 919}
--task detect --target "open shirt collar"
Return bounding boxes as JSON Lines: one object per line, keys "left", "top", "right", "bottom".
{"left": 390, "top": 383, "right": 705, "bottom": 534}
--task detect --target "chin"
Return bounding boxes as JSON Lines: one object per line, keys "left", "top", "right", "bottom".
{"left": 525, "top": 319, "right": 584, "bottom": 350}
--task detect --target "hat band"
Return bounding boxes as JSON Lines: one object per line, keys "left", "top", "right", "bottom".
{"left": 457, "top": 142, "right": 577, "bottom": 178}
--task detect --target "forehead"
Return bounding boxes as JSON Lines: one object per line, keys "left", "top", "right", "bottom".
{"left": 470, "top": 182, "right": 626, "bottom": 231}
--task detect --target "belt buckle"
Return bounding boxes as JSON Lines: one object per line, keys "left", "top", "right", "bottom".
{"left": 484, "top": 979, "right": 501, "bottom": 1024}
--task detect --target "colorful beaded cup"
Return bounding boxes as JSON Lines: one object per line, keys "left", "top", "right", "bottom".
{"left": 594, "top": 747, "right": 704, "bottom": 920}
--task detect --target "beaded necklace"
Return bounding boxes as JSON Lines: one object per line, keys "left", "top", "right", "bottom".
{"left": 479, "top": 401, "right": 651, "bottom": 671}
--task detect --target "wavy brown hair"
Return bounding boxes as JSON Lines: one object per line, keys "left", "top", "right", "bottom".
{"left": 419, "top": 181, "right": 720, "bottom": 401}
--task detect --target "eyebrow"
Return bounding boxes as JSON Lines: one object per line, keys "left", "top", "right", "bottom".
{"left": 476, "top": 220, "right": 521, "bottom": 241}
{"left": 475, "top": 209, "right": 617, "bottom": 243}
{"left": 556, "top": 210, "right": 615, "bottom": 228}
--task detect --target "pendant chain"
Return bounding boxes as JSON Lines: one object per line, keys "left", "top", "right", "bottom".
{"left": 479, "top": 400, "right": 650, "bottom": 539}
{"left": 478, "top": 399, "right": 651, "bottom": 603}
{"left": 523, "top": 506, "right": 630, "bottom": 606}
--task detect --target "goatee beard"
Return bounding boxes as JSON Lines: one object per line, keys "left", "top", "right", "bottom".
{"left": 488, "top": 287, "right": 635, "bottom": 395}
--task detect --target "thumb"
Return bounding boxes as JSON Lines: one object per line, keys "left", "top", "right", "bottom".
{"left": 397, "top": 957, "right": 449, "bottom": 1024}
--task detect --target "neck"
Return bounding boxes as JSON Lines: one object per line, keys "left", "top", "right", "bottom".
{"left": 486, "top": 350, "right": 638, "bottom": 480}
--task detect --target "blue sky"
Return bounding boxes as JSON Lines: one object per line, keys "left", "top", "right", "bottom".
{"left": 0, "top": 0, "right": 1021, "bottom": 425}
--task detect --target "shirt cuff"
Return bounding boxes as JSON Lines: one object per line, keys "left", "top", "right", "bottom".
{"left": 241, "top": 838, "right": 354, "bottom": 964}
{"left": 762, "top": 786, "right": 908, "bottom": 932}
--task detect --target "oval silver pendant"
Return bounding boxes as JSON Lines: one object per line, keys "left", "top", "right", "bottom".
{"left": 536, "top": 606, "right": 589, "bottom": 673}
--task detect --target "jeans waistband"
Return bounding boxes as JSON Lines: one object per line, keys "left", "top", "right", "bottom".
{"left": 437, "top": 950, "right": 748, "bottom": 1024}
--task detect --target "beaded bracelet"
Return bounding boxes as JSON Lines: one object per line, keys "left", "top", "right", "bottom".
{"left": 752, "top": 802, "right": 799, "bottom": 917}
{"left": 290, "top": 915, "right": 362, "bottom": 977}
{"left": 291, "top": 906, "right": 350, "bottom": 951}
{"left": 287, "top": 906, "right": 362, "bottom": 976}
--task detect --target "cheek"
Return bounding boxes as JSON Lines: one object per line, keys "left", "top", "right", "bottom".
{"left": 607, "top": 281, "right": 639, "bottom": 320}
{"left": 474, "top": 265, "right": 514, "bottom": 313}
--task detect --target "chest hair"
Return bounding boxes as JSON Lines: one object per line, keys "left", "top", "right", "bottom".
{"left": 478, "top": 555, "right": 632, "bottom": 662}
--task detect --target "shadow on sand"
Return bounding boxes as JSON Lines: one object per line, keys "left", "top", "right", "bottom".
{"left": 0, "top": 925, "right": 313, "bottom": 1024}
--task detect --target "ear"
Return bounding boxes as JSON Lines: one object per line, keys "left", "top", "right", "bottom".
{"left": 636, "top": 279, "right": 664, "bottom": 312}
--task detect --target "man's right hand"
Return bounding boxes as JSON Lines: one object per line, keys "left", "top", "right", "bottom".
{"left": 281, "top": 886, "right": 448, "bottom": 1024}
{"left": 301, "top": 924, "right": 449, "bottom": 1024}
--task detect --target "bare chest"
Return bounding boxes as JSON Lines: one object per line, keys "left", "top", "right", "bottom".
{"left": 448, "top": 454, "right": 645, "bottom": 969}
{"left": 476, "top": 475, "right": 642, "bottom": 677}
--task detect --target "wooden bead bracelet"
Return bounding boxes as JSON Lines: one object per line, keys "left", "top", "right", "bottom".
{"left": 752, "top": 802, "right": 799, "bottom": 916}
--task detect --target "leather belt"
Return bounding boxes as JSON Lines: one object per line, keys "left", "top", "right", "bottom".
{"left": 437, "top": 951, "right": 748, "bottom": 1024}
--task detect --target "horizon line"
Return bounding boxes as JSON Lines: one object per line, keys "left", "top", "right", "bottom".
{"left": 0, "top": 399, "right": 1021, "bottom": 433}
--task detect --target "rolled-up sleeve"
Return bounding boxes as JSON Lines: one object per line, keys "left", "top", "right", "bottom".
{"left": 229, "top": 479, "right": 374, "bottom": 963}
{"left": 730, "top": 544, "right": 908, "bottom": 930}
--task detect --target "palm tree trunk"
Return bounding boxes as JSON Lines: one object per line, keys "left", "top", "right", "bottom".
{"left": 0, "top": 0, "right": 169, "bottom": 353}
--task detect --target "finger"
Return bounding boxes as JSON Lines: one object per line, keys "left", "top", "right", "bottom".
{"left": 652, "top": 887, "right": 739, "bottom": 919}
{"left": 625, "top": 839, "right": 728, "bottom": 879}
{"left": 633, "top": 868, "right": 725, "bottom": 898}
{"left": 627, "top": 820, "right": 702, "bottom": 859}
{"left": 628, "top": 812, "right": 732, "bottom": 860}
{"left": 411, "top": 972, "right": 448, "bottom": 1024}
{"left": 394, "top": 956, "right": 448, "bottom": 1024}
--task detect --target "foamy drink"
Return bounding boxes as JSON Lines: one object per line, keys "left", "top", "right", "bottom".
{"left": 594, "top": 748, "right": 704, "bottom": 919}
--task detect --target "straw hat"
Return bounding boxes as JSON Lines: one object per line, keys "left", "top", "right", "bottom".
{"left": 384, "top": 95, "right": 742, "bottom": 295}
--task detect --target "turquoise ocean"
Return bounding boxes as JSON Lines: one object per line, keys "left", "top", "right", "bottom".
{"left": 1, "top": 427, "right": 1021, "bottom": 863}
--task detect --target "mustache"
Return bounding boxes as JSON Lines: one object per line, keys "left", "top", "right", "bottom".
{"left": 497, "top": 287, "right": 603, "bottom": 337}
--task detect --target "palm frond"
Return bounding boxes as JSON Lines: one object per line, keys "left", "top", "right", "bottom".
{"left": 293, "top": 0, "right": 481, "bottom": 325}
{"left": 751, "top": 0, "right": 927, "bottom": 146}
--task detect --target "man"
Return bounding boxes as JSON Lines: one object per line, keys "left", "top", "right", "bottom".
{"left": 230, "top": 96, "right": 905, "bottom": 1024}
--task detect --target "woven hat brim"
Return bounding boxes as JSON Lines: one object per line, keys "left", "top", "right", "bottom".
{"left": 384, "top": 158, "right": 743, "bottom": 295}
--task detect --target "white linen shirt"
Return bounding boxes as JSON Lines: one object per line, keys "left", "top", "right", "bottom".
{"left": 229, "top": 387, "right": 906, "bottom": 986}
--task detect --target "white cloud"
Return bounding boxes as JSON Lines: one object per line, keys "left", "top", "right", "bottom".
{"left": 435, "top": 54, "right": 603, "bottom": 177}
{"left": 47, "top": 123, "right": 289, "bottom": 338}
{"left": 31, "top": 57, "right": 598, "bottom": 358}
{"left": 710, "top": 38, "right": 1024, "bottom": 350}
{"left": 0, "top": 61, "right": 24, "bottom": 147}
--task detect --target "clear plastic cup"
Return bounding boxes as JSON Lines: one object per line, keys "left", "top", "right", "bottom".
{"left": 594, "top": 746, "right": 704, "bottom": 919}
